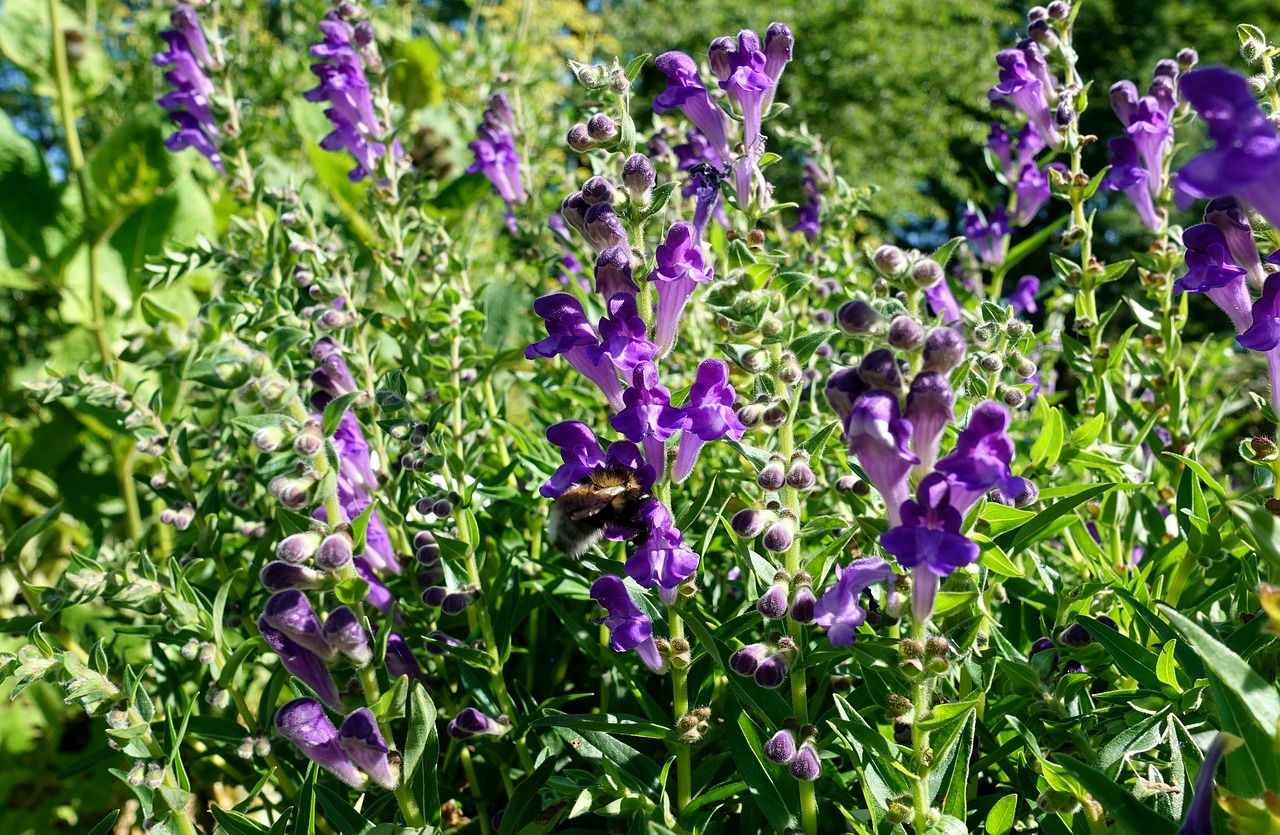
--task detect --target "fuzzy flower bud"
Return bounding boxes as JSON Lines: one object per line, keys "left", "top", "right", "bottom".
{"left": 757, "top": 582, "right": 791, "bottom": 620}
{"left": 764, "top": 729, "right": 798, "bottom": 764}
{"left": 586, "top": 114, "right": 618, "bottom": 142}
{"left": 729, "top": 643, "right": 770, "bottom": 676}
{"left": 567, "top": 124, "right": 593, "bottom": 152}
{"left": 762, "top": 516, "right": 795, "bottom": 553}
{"left": 837, "top": 300, "right": 881, "bottom": 335}
{"left": 580, "top": 176, "right": 617, "bottom": 206}
{"left": 888, "top": 316, "right": 925, "bottom": 350}
{"left": 908, "top": 258, "right": 944, "bottom": 290}
{"left": 315, "top": 534, "right": 354, "bottom": 571}
{"left": 873, "top": 245, "right": 908, "bottom": 276}
{"left": 790, "top": 584, "right": 817, "bottom": 624}
{"left": 732, "top": 508, "right": 768, "bottom": 538}
{"left": 753, "top": 653, "right": 789, "bottom": 688}
{"left": 757, "top": 459, "right": 786, "bottom": 491}
{"left": 922, "top": 328, "right": 966, "bottom": 373}
{"left": 790, "top": 740, "right": 822, "bottom": 781}
{"left": 621, "top": 154, "right": 657, "bottom": 204}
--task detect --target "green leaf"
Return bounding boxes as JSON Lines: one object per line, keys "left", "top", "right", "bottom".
{"left": 529, "top": 712, "right": 675, "bottom": 741}
{"left": 1070, "top": 413, "right": 1107, "bottom": 448}
{"left": 1077, "top": 616, "right": 1168, "bottom": 693}
{"left": 211, "top": 806, "right": 271, "bottom": 835}
{"left": 403, "top": 683, "right": 440, "bottom": 823}
{"left": 995, "top": 483, "right": 1118, "bottom": 554}
{"left": 3, "top": 501, "right": 61, "bottom": 562}
{"left": 930, "top": 235, "right": 966, "bottom": 269}
{"left": 730, "top": 712, "right": 796, "bottom": 831}
{"left": 789, "top": 329, "right": 835, "bottom": 364}
{"left": 321, "top": 392, "right": 361, "bottom": 438}
{"left": 773, "top": 270, "right": 814, "bottom": 300}
{"left": 1230, "top": 502, "right": 1280, "bottom": 574}
{"left": 313, "top": 785, "right": 373, "bottom": 834}
{"left": 1055, "top": 754, "right": 1178, "bottom": 835}
{"left": 985, "top": 794, "right": 1017, "bottom": 835}
{"left": 496, "top": 757, "right": 556, "bottom": 835}
{"left": 624, "top": 52, "right": 652, "bottom": 82}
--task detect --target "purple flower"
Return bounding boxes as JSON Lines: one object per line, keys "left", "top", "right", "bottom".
{"left": 663, "top": 359, "right": 746, "bottom": 482}
{"left": 526, "top": 293, "right": 624, "bottom": 410}
{"left": 549, "top": 214, "right": 586, "bottom": 287}
{"left": 275, "top": 698, "right": 366, "bottom": 789}
{"left": 540, "top": 422, "right": 656, "bottom": 507}
{"left": 963, "top": 206, "right": 1009, "bottom": 267}
{"left": 259, "top": 621, "right": 343, "bottom": 713}
{"left": 625, "top": 500, "right": 700, "bottom": 603}
{"left": 593, "top": 247, "right": 639, "bottom": 298}
{"left": 447, "top": 707, "right": 507, "bottom": 740}
{"left": 1175, "top": 224, "right": 1253, "bottom": 334}
{"left": 650, "top": 222, "right": 714, "bottom": 355}
{"left": 338, "top": 708, "right": 397, "bottom": 789}
{"left": 1104, "top": 136, "right": 1161, "bottom": 231}
{"left": 153, "top": 7, "right": 223, "bottom": 172}
{"left": 844, "top": 391, "right": 918, "bottom": 527}
{"left": 905, "top": 372, "right": 955, "bottom": 473}
{"left": 583, "top": 203, "right": 629, "bottom": 251}
{"left": 717, "top": 31, "right": 773, "bottom": 155}
{"left": 824, "top": 367, "right": 871, "bottom": 425}
{"left": 611, "top": 362, "right": 680, "bottom": 480}
{"left": 323, "top": 606, "right": 372, "bottom": 668}
{"left": 1177, "top": 734, "right": 1234, "bottom": 835}
{"left": 1124, "top": 96, "right": 1174, "bottom": 197}
{"left": 653, "top": 52, "right": 732, "bottom": 163}
{"left": 262, "top": 590, "right": 335, "bottom": 660}
{"left": 304, "top": 11, "right": 394, "bottom": 182}
{"left": 468, "top": 124, "right": 526, "bottom": 205}
{"left": 586, "top": 294, "right": 657, "bottom": 374}
{"left": 353, "top": 556, "right": 396, "bottom": 613}
{"left": 761, "top": 23, "right": 794, "bottom": 112}
{"left": 988, "top": 123, "right": 1013, "bottom": 177}
{"left": 1205, "top": 196, "right": 1267, "bottom": 288}
{"left": 1009, "top": 275, "right": 1040, "bottom": 315}
{"left": 1174, "top": 67, "right": 1280, "bottom": 229}
{"left": 385, "top": 631, "right": 424, "bottom": 684}
{"left": 1011, "top": 164, "right": 1052, "bottom": 226}
{"left": 880, "top": 474, "right": 980, "bottom": 622}
{"left": 924, "top": 276, "right": 963, "bottom": 325}
{"left": 935, "top": 401, "right": 1026, "bottom": 513}
{"left": 812, "top": 557, "right": 895, "bottom": 646}
{"left": 590, "top": 575, "right": 665, "bottom": 672}
{"left": 1240, "top": 273, "right": 1280, "bottom": 351}
{"left": 989, "top": 45, "right": 1063, "bottom": 149}
{"left": 261, "top": 561, "right": 324, "bottom": 591}
{"left": 790, "top": 162, "right": 822, "bottom": 240}
{"left": 331, "top": 411, "right": 378, "bottom": 495}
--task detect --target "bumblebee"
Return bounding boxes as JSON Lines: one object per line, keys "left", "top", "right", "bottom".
{"left": 548, "top": 468, "right": 650, "bottom": 558}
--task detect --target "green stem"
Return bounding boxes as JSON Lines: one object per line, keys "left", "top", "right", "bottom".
{"left": 656, "top": 478, "right": 693, "bottom": 815}
{"left": 910, "top": 620, "right": 932, "bottom": 833}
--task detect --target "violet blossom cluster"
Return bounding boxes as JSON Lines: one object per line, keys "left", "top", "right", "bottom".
{"left": 153, "top": 5, "right": 224, "bottom": 172}
{"left": 654, "top": 23, "right": 793, "bottom": 212}
{"left": 275, "top": 698, "right": 397, "bottom": 791}
{"left": 304, "top": 10, "right": 396, "bottom": 182}
{"left": 467, "top": 91, "right": 526, "bottom": 213}
{"left": 827, "top": 328, "right": 1033, "bottom": 623}
{"left": 988, "top": 39, "right": 1065, "bottom": 151}
{"left": 1102, "top": 57, "right": 1184, "bottom": 231}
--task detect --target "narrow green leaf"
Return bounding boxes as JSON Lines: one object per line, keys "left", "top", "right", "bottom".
{"left": 985, "top": 794, "right": 1017, "bottom": 835}
{"left": 1054, "top": 754, "right": 1178, "bottom": 835}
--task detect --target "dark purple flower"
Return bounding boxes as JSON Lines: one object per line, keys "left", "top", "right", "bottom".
{"left": 1009, "top": 275, "right": 1040, "bottom": 315}
{"left": 1177, "top": 734, "right": 1234, "bottom": 835}
{"left": 653, "top": 52, "right": 732, "bottom": 162}
{"left": 989, "top": 45, "right": 1063, "bottom": 148}
{"left": 625, "top": 500, "right": 700, "bottom": 604}
{"left": 1205, "top": 196, "right": 1267, "bottom": 287}
{"left": 540, "top": 421, "right": 604, "bottom": 499}
{"left": 610, "top": 362, "right": 680, "bottom": 479}
{"left": 935, "top": 400, "right": 1025, "bottom": 513}
{"left": 790, "top": 162, "right": 822, "bottom": 240}
{"left": 988, "top": 123, "right": 1013, "bottom": 177}
{"left": 844, "top": 391, "right": 918, "bottom": 526}
{"left": 447, "top": 707, "right": 507, "bottom": 740}
{"left": 1104, "top": 136, "right": 1161, "bottom": 231}
{"left": 1174, "top": 67, "right": 1280, "bottom": 229}
{"left": 593, "top": 246, "right": 639, "bottom": 298}
{"left": 583, "top": 203, "right": 628, "bottom": 251}
{"left": 304, "top": 12, "right": 394, "bottom": 182}
{"left": 323, "top": 606, "right": 372, "bottom": 668}
{"left": 259, "top": 621, "right": 343, "bottom": 713}
{"left": 337, "top": 708, "right": 396, "bottom": 789}
{"left": 468, "top": 124, "right": 526, "bottom": 205}
{"left": 790, "top": 740, "right": 822, "bottom": 781}
{"left": 384, "top": 631, "right": 424, "bottom": 684}
{"left": 963, "top": 206, "right": 1010, "bottom": 267}
{"left": 717, "top": 31, "right": 773, "bottom": 154}
{"left": 824, "top": 367, "right": 871, "bottom": 424}
{"left": 880, "top": 473, "right": 981, "bottom": 621}
{"left": 352, "top": 556, "right": 396, "bottom": 614}
{"left": 1011, "top": 164, "right": 1051, "bottom": 226}
{"left": 587, "top": 294, "right": 657, "bottom": 375}
{"left": 924, "top": 277, "right": 963, "bottom": 325}
{"left": 764, "top": 729, "right": 798, "bottom": 764}
{"left": 1124, "top": 96, "right": 1174, "bottom": 196}
{"left": 1175, "top": 224, "right": 1253, "bottom": 334}
{"left": 762, "top": 23, "right": 794, "bottom": 111}
{"left": 663, "top": 359, "right": 746, "bottom": 482}
{"left": 905, "top": 372, "right": 955, "bottom": 472}
{"left": 590, "top": 575, "right": 665, "bottom": 672}
{"left": 526, "top": 293, "right": 624, "bottom": 410}
{"left": 650, "top": 222, "right": 714, "bottom": 356}
{"left": 812, "top": 557, "right": 895, "bottom": 646}
{"left": 275, "top": 698, "right": 366, "bottom": 788}
{"left": 1240, "top": 273, "right": 1280, "bottom": 351}
{"left": 262, "top": 590, "right": 335, "bottom": 660}
{"left": 153, "top": 7, "right": 223, "bottom": 172}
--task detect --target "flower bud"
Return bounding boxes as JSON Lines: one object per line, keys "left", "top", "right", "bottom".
{"left": 145, "top": 762, "right": 164, "bottom": 789}
{"left": 323, "top": 606, "right": 372, "bottom": 667}
{"left": 1058, "top": 622, "right": 1092, "bottom": 647}
{"left": 732, "top": 508, "right": 768, "bottom": 538}
{"left": 908, "top": 258, "right": 944, "bottom": 290}
{"left": 586, "top": 114, "right": 617, "bottom": 142}
{"left": 1027, "top": 19, "right": 1059, "bottom": 49}
{"left": 253, "top": 426, "right": 287, "bottom": 453}
{"left": 1062, "top": 659, "right": 1088, "bottom": 675}
{"left": 778, "top": 356, "right": 803, "bottom": 386}
{"left": 758, "top": 459, "right": 786, "bottom": 491}
{"left": 198, "top": 641, "right": 216, "bottom": 664}
{"left": 1177, "top": 48, "right": 1198, "bottom": 70}
{"left": 1027, "top": 5, "right": 1048, "bottom": 21}
{"left": 737, "top": 402, "right": 765, "bottom": 428}
{"left": 974, "top": 322, "right": 1000, "bottom": 346}
{"left": 753, "top": 653, "right": 789, "bottom": 688}
{"left": 999, "top": 385, "right": 1026, "bottom": 408}
{"left": 789, "top": 740, "right": 822, "bottom": 781}
{"left": 978, "top": 353, "right": 1004, "bottom": 374}
{"left": 573, "top": 62, "right": 607, "bottom": 88}
{"left": 415, "top": 531, "right": 440, "bottom": 564}
{"left": 422, "top": 586, "right": 449, "bottom": 608}
{"left": 834, "top": 475, "right": 861, "bottom": 493}
{"left": 786, "top": 456, "right": 815, "bottom": 490}
{"left": 859, "top": 349, "right": 903, "bottom": 389}
{"left": 261, "top": 561, "right": 324, "bottom": 591}
{"left": 621, "top": 154, "right": 656, "bottom": 204}
{"left": 729, "top": 643, "right": 770, "bottom": 676}
{"left": 293, "top": 423, "right": 325, "bottom": 457}
{"left": 237, "top": 737, "right": 255, "bottom": 759}
{"left": 873, "top": 245, "right": 908, "bottom": 276}
{"left": 764, "top": 729, "right": 798, "bottom": 764}
{"left": 567, "top": 124, "right": 593, "bottom": 152}
{"left": 789, "top": 585, "right": 817, "bottom": 624}
{"left": 1046, "top": 0, "right": 1069, "bottom": 19}
{"left": 441, "top": 591, "right": 474, "bottom": 615}
{"left": 762, "top": 517, "right": 795, "bottom": 553}
{"left": 837, "top": 300, "right": 881, "bottom": 335}
{"left": 181, "top": 638, "right": 200, "bottom": 660}
{"left": 1029, "top": 636, "right": 1055, "bottom": 657}
{"left": 887, "top": 316, "right": 924, "bottom": 350}
{"left": 580, "top": 176, "right": 617, "bottom": 206}
{"left": 757, "top": 582, "right": 790, "bottom": 620}
{"left": 922, "top": 327, "right": 966, "bottom": 373}
{"left": 447, "top": 707, "right": 507, "bottom": 740}
{"left": 315, "top": 534, "right": 354, "bottom": 571}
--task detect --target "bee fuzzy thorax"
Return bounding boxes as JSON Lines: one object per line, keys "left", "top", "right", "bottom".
{"left": 548, "top": 468, "right": 649, "bottom": 558}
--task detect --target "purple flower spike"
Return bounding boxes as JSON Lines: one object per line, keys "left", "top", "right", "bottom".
{"left": 275, "top": 698, "right": 366, "bottom": 789}
{"left": 594, "top": 247, "right": 639, "bottom": 298}
{"left": 653, "top": 52, "right": 732, "bottom": 162}
{"left": 963, "top": 206, "right": 1010, "bottom": 267}
{"left": 541, "top": 421, "right": 605, "bottom": 499}
{"left": 989, "top": 47, "right": 1063, "bottom": 149}
{"left": 447, "top": 707, "right": 507, "bottom": 740}
{"left": 625, "top": 501, "right": 700, "bottom": 604}
{"left": 259, "top": 622, "right": 344, "bottom": 713}
{"left": 905, "top": 372, "right": 955, "bottom": 473}
{"left": 263, "top": 590, "right": 336, "bottom": 660}
{"left": 664, "top": 359, "right": 747, "bottom": 482}
{"left": 338, "top": 708, "right": 397, "bottom": 790}
{"left": 1175, "top": 67, "right": 1280, "bottom": 228}
{"left": 590, "top": 575, "right": 666, "bottom": 673}
{"left": 812, "top": 557, "right": 895, "bottom": 646}
{"left": 935, "top": 401, "right": 1021, "bottom": 513}
{"left": 1175, "top": 224, "right": 1253, "bottom": 334}
{"left": 468, "top": 124, "right": 526, "bottom": 206}
{"left": 304, "top": 12, "right": 394, "bottom": 182}
{"left": 650, "top": 222, "right": 714, "bottom": 356}
{"left": 1009, "top": 275, "right": 1040, "bottom": 315}
{"left": 610, "top": 362, "right": 679, "bottom": 480}
{"left": 323, "top": 606, "right": 372, "bottom": 668}
{"left": 587, "top": 294, "right": 657, "bottom": 375}
{"left": 526, "top": 293, "right": 624, "bottom": 410}
{"left": 845, "top": 392, "right": 918, "bottom": 526}
{"left": 1104, "top": 136, "right": 1161, "bottom": 231}
{"left": 385, "top": 631, "right": 425, "bottom": 684}
{"left": 1240, "top": 273, "right": 1280, "bottom": 351}
{"left": 880, "top": 474, "right": 981, "bottom": 622}
{"left": 153, "top": 7, "right": 223, "bottom": 172}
